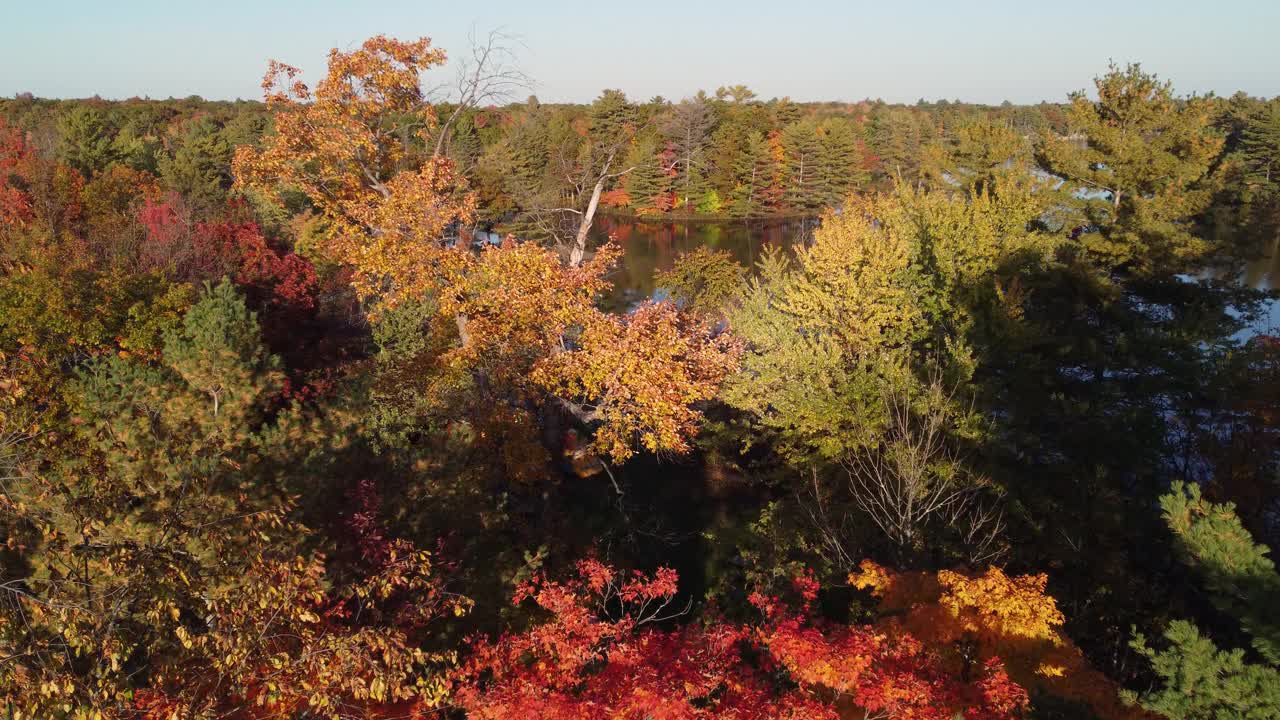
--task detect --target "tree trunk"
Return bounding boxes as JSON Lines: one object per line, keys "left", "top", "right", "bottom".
{"left": 570, "top": 161, "right": 611, "bottom": 267}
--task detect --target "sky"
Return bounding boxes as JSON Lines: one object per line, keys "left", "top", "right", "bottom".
{"left": 3, "top": 0, "right": 1278, "bottom": 105}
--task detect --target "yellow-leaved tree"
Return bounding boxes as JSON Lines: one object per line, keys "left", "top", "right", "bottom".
{"left": 851, "top": 561, "right": 1152, "bottom": 719}
{"left": 236, "top": 36, "right": 740, "bottom": 469}
{"left": 233, "top": 35, "right": 475, "bottom": 307}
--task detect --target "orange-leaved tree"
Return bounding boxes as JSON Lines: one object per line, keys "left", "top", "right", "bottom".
{"left": 851, "top": 560, "right": 1152, "bottom": 719}
{"left": 237, "top": 36, "right": 740, "bottom": 467}
{"left": 233, "top": 35, "right": 476, "bottom": 307}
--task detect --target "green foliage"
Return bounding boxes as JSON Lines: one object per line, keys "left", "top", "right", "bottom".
{"left": 622, "top": 133, "right": 668, "bottom": 211}
{"left": 3, "top": 55, "right": 1279, "bottom": 720}
{"left": 726, "top": 129, "right": 771, "bottom": 216}
{"left": 1160, "top": 481, "right": 1280, "bottom": 664}
{"left": 696, "top": 188, "right": 723, "bottom": 214}
{"left": 56, "top": 105, "right": 119, "bottom": 177}
{"left": 1037, "top": 63, "right": 1222, "bottom": 275}
{"left": 722, "top": 183, "right": 1054, "bottom": 461}
{"left": 1127, "top": 621, "right": 1280, "bottom": 719}
{"left": 922, "top": 118, "right": 1031, "bottom": 195}
{"left": 655, "top": 246, "right": 745, "bottom": 316}
{"left": 157, "top": 115, "right": 234, "bottom": 208}
{"left": 1238, "top": 100, "right": 1280, "bottom": 196}
{"left": 162, "top": 278, "right": 282, "bottom": 421}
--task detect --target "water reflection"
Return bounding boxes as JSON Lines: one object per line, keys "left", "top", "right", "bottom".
{"left": 1240, "top": 245, "right": 1280, "bottom": 335}
{"left": 591, "top": 214, "right": 1279, "bottom": 336}
{"left": 589, "top": 215, "right": 817, "bottom": 311}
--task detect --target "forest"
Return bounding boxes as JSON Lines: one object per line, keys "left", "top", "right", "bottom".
{"left": 2, "top": 32, "right": 1279, "bottom": 720}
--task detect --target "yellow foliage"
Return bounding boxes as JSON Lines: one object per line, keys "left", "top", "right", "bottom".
{"left": 850, "top": 560, "right": 1151, "bottom": 720}
{"left": 233, "top": 36, "right": 475, "bottom": 308}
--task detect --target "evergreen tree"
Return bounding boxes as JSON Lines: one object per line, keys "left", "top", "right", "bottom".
{"left": 727, "top": 129, "right": 771, "bottom": 216}
{"left": 1239, "top": 100, "right": 1280, "bottom": 195}
{"left": 1037, "top": 63, "right": 1222, "bottom": 275}
{"left": 867, "top": 106, "right": 925, "bottom": 184}
{"left": 780, "top": 119, "right": 828, "bottom": 212}
{"left": 662, "top": 98, "right": 715, "bottom": 209}
{"left": 1125, "top": 482, "right": 1280, "bottom": 718}
{"left": 921, "top": 118, "right": 1029, "bottom": 196}
{"left": 57, "top": 105, "right": 119, "bottom": 177}
{"left": 1161, "top": 482, "right": 1280, "bottom": 664}
{"left": 817, "top": 117, "right": 865, "bottom": 206}
{"left": 157, "top": 116, "right": 233, "bottom": 209}
{"left": 1127, "top": 621, "right": 1280, "bottom": 720}
{"left": 622, "top": 133, "right": 668, "bottom": 212}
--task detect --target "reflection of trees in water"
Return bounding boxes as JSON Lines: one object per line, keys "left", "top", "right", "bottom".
{"left": 1242, "top": 237, "right": 1278, "bottom": 291}
{"left": 591, "top": 216, "right": 817, "bottom": 310}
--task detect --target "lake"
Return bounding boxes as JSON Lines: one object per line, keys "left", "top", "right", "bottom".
{"left": 590, "top": 214, "right": 1280, "bottom": 336}
{"left": 588, "top": 215, "right": 818, "bottom": 311}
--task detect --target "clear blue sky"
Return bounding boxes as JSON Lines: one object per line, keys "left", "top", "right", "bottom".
{"left": 3, "top": 0, "right": 1278, "bottom": 104}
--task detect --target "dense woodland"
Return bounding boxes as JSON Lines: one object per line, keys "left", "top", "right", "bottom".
{"left": 2, "top": 34, "right": 1280, "bottom": 719}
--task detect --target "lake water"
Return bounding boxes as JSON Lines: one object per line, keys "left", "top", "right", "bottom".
{"left": 1240, "top": 243, "right": 1280, "bottom": 335}
{"left": 591, "top": 214, "right": 1279, "bottom": 336}
{"left": 589, "top": 215, "right": 818, "bottom": 311}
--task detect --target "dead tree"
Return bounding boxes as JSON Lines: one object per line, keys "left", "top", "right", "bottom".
{"left": 431, "top": 28, "right": 531, "bottom": 160}
{"left": 800, "top": 369, "right": 1007, "bottom": 567}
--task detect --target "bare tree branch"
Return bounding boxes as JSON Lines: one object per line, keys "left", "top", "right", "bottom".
{"left": 432, "top": 28, "right": 533, "bottom": 159}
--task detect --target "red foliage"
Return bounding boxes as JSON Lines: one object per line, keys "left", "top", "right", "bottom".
{"left": 453, "top": 562, "right": 1029, "bottom": 720}
{"left": 134, "top": 196, "right": 318, "bottom": 310}
{"left": 651, "top": 191, "right": 678, "bottom": 213}
{"left": 599, "top": 188, "right": 631, "bottom": 208}
{"left": 136, "top": 194, "right": 198, "bottom": 273}
{"left": 0, "top": 119, "right": 83, "bottom": 235}
{"left": 195, "top": 219, "right": 318, "bottom": 310}
{"left": 0, "top": 120, "right": 36, "bottom": 228}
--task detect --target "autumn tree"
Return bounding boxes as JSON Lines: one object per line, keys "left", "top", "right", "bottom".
{"left": 1037, "top": 63, "right": 1222, "bottom": 275}
{"left": 533, "top": 300, "right": 741, "bottom": 464}
{"left": 851, "top": 561, "right": 1145, "bottom": 719}
{"left": 722, "top": 182, "right": 1055, "bottom": 463}
{"left": 453, "top": 560, "right": 1028, "bottom": 720}
{"left": 233, "top": 35, "right": 476, "bottom": 307}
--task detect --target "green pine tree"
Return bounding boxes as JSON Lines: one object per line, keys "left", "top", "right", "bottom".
{"left": 157, "top": 116, "right": 234, "bottom": 209}
{"left": 1036, "top": 63, "right": 1222, "bottom": 275}
{"left": 1124, "top": 482, "right": 1280, "bottom": 718}
{"left": 1239, "top": 100, "right": 1280, "bottom": 195}
{"left": 622, "top": 133, "right": 668, "bottom": 212}
{"left": 727, "top": 130, "right": 770, "bottom": 217}
{"left": 57, "top": 106, "right": 119, "bottom": 178}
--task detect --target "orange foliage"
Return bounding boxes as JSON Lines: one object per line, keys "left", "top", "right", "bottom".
{"left": 851, "top": 561, "right": 1151, "bottom": 719}
{"left": 534, "top": 300, "right": 742, "bottom": 462}
{"left": 442, "top": 240, "right": 740, "bottom": 464}
{"left": 233, "top": 35, "right": 475, "bottom": 307}
{"left": 453, "top": 562, "right": 1028, "bottom": 720}
{"left": 236, "top": 36, "right": 740, "bottom": 465}
{"left": 600, "top": 188, "right": 632, "bottom": 208}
